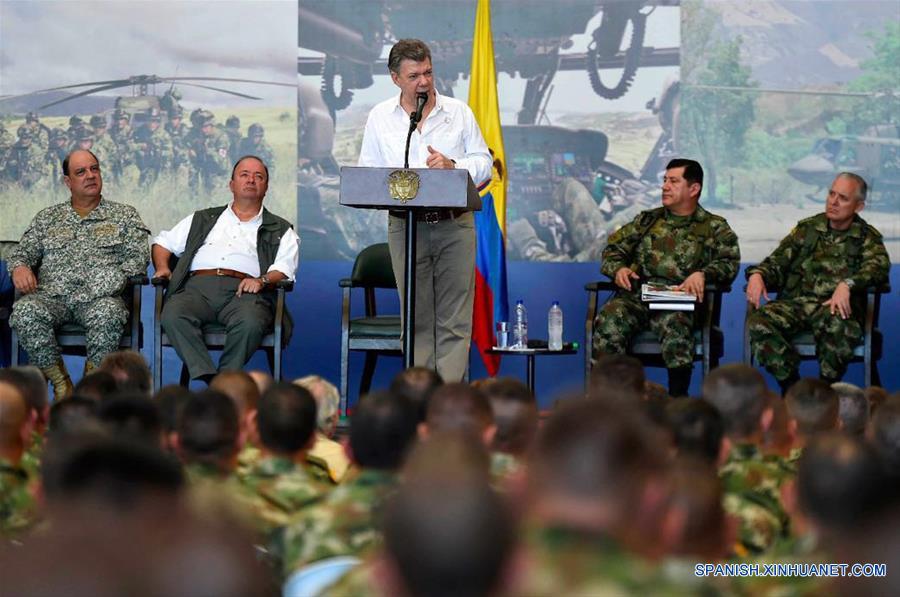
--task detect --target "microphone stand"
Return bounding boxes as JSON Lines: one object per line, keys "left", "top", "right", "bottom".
{"left": 401, "top": 101, "right": 422, "bottom": 369}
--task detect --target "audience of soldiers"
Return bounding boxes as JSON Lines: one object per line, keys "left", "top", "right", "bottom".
{"left": 0, "top": 108, "right": 274, "bottom": 193}
{"left": 2, "top": 348, "right": 898, "bottom": 595}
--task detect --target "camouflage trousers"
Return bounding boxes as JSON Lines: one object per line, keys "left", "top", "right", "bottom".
{"left": 592, "top": 292, "right": 695, "bottom": 369}
{"left": 747, "top": 298, "right": 862, "bottom": 381}
{"left": 9, "top": 292, "right": 127, "bottom": 368}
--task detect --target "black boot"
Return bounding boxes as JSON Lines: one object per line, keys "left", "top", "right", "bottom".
{"left": 667, "top": 366, "right": 693, "bottom": 397}
{"left": 778, "top": 371, "right": 800, "bottom": 396}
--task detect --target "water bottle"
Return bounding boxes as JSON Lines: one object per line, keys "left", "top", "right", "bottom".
{"left": 514, "top": 299, "right": 528, "bottom": 349}
{"left": 548, "top": 301, "right": 563, "bottom": 350}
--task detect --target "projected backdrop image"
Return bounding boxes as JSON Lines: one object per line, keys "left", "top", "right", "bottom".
{"left": 0, "top": 1, "right": 297, "bottom": 244}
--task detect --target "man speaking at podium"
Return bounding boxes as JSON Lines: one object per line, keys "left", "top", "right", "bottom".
{"left": 358, "top": 38, "right": 492, "bottom": 382}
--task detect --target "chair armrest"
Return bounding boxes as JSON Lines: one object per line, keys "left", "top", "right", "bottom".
{"left": 274, "top": 280, "right": 294, "bottom": 292}
{"left": 127, "top": 274, "right": 149, "bottom": 286}
{"left": 338, "top": 278, "right": 352, "bottom": 288}
{"left": 584, "top": 281, "right": 617, "bottom": 292}
{"left": 151, "top": 276, "right": 170, "bottom": 287}
{"left": 704, "top": 283, "right": 731, "bottom": 294}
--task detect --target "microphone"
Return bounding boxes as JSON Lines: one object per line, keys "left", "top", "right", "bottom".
{"left": 411, "top": 92, "right": 428, "bottom": 125}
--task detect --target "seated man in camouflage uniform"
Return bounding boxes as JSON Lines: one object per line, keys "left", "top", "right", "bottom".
{"left": 746, "top": 172, "right": 889, "bottom": 393}
{"left": 8, "top": 150, "right": 150, "bottom": 399}
{"left": 592, "top": 158, "right": 740, "bottom": 396}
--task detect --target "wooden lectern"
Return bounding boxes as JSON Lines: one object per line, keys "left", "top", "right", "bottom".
{"left": 339, "top": 166, "right": 482, "bottom": 368}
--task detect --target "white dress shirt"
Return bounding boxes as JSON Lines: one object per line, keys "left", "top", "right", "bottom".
{"left": 153, "top": 202, "right": 300, "bottom": 280}
{"left": 357, "top": 90, "right": 492, "bottom": 185}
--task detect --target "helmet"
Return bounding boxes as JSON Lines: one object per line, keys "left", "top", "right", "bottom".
{"left": 170, "top": 89, "right": 183, "bottom": 100}
{"left": 78, "top": 126, "right": 94, "bottom": 141}
{"left": 25, "top": 111, "right": 39, "bottom": 123}
{"left": 69, "top": 115, "right": 84, "bottom": 127}
{"left": 199, "top": 110, "right": 216, "bottom": 127}
{"left": 147, "top": 108, "right": 162, "bottom": 122}
{"left": 17, "top": 125, "right": 32, "bottom": 139}
{"left": 113, "top": 109, "right": 130, "bottom": 122}
{"left": 248, "top": 123, "right": 265, "bottom": 136}
{"left": 90, "top": 115, "right": 107, "bottom": 128}
{"left": 50, "top": 127, "right": 68, "bottom": 141}
{"left": 226, "top": 115, "right": 240, "bottom": 128}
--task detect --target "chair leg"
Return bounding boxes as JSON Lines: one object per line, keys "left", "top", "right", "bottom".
{"left": 267, "top": 346, "right": 278, "bottom": 381}
{"left": 360, "top": 352, "right": 378, "bottom": 396}
{"left": 179, "top": 363, "right": 190, "bottom": 387}
{"left": 871, "top": 362, "right": 881, "bottom": 388}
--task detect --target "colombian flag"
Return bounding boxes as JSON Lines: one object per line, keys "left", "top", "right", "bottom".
{"left": 468, "top": 0, "right": 508, "bottom": 376}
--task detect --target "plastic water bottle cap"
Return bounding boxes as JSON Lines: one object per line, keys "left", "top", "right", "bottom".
{"left": 552, "top": 301, "right": 559, "bottom": 306}
{"left": 516, "top": 299, "right": 523, "bottom": 305}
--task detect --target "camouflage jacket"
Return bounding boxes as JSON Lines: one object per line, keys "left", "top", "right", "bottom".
{"left": 278, "top": 468, "right": 398, "bottom": 577}
{"left": 237, "top": 455, "right": 331, "bottom": 534}
{"left": 7, "top": 198, "right": 150, "bottom": 303}
{"left": 0, "top": 457, "right": 38, "bottom": 540}
{"left": 745, "top": 213, "right": 889, "bottom": 302}
{"left": 165, "top": 122, "right": 190, "bottom": 166}
{"left": 601, "top": 205, "right": 740, "bottom": 288}
{"left": 519, "top": 524, "right": 728, "bottom": 596}
{"left": 109, "top": 125, "right": 137, "bottom": 166}
{"left": 91, "top": 132, "right": 118, "bottom": 169}
{"left": 192, "top": 128, "right": 231, "bottom": 175}
{"left": 719, "top": 443, "right": 793, "bottom": 556}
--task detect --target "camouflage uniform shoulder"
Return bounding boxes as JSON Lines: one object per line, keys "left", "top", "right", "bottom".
{"left": 32, "top": 201, "right": 73, "bottom": 222}
{"left": 97, "top": 199, "right": 147, "bottom": 223}
{"left": 853, "top": 214, "right": 884, "bottom": 241}
{"left": 796, "top": 213, "right": 828, "bottom": 232}
{"left": 635, "top": 206, "right": 666, "bottom": 227}
{"left": 695, "top": 205, "right": 735, "bottom": 229}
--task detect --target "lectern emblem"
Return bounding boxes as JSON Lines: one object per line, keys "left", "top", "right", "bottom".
{"left": 387, "top": 169, "right": 420, "bottom": 204}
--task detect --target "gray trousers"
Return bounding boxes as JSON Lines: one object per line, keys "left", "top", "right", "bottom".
{"left": 160, "top": 276, "right": 273, "bottom": 379}
{"left": 388, "top": 212, "right": 476, "bottom": 382}
{"left": 10, "top": 292, "right": 127, "bottom": 368}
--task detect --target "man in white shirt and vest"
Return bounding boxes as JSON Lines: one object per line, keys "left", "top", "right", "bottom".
{"left": 152, "top": 155, "right": 299, "bottom": 383}
{"left": 357, "top": 38, "right": 492, "bottom": 382}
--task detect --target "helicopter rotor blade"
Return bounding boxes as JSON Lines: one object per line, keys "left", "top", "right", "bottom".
{"left": 38, "top": 82, "right": 131, "bottom": 110}
{"left": 170, "top": 82, "right": 262, "bottom": 100}
{"left": 163, "top": 77, "right": 295, "bottom": 88}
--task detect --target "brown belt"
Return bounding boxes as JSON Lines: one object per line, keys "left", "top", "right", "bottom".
{"left": 190, "top": 268, "right": 251, "bottom": 280}
{"left": 389, "top": 209, "right": 465, "bottom": 224}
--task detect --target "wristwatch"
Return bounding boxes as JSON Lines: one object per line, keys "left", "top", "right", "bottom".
{"left": 841, "top": 278, "right": 855, "bottom": 289}
{"left": 259, "top": 274, "right": 271, "bottom": 287}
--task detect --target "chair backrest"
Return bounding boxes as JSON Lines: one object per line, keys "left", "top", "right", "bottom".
{"left": 351, "top": 243, "right": 396, "bottom": 289}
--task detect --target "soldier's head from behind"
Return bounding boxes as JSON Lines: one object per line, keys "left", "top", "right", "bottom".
{"left": 229, "top": 155, "right": 269, "bottom": 204}
{"left": 662, "top": 158, "right": 703, "bottom": 216}
{"left": 826, "top": 172, "right": 867, "bottom": 231}
{"left": 349, "top": 390, "right": 418, "bottom": 471}
{"left": 529, "top": 399, "right": 667, "bottom": 538}
{"left": 832, "top": 382, "right": 868, "bottom": 436}
{"left": 665, "top": 397, "right": 724, "bottom": 465}
{"left": 590, "top": 353, "right": 646, "bottom": 405}
{"left": 478, "top": 377, "right": 538, "bottom": 456}
{"left": 785, "top": 378, "right": 839, "bottom": 438}
{"left": 702, "top": 364, "right": 771, "bottom": 443}
{"left": 62, "top": 149, "right": 102, "bottom": 202}
{"left": 100, "top": 350, "right": 153, "bottom": 396}
{"left": 390, "top": 366, "right": 444, "bottom": 423}
{"left": 257, "top": 382, "right": 318, "bottom": 458}
{"left": 174, "top": 390, "right": 241, "bottom": 474}
{"left": 868, "top": 395, "right": 900, "bottom": 479}
{"left": 422, "top": 383, "right": 495, "bottom": 447}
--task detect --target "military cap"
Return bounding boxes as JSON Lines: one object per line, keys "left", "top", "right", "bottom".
{"left": 248, "top": 123, "right": 265, "bottom": 136}
{"left": 90, "top": 115, "right": 107, "bottom": 128}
